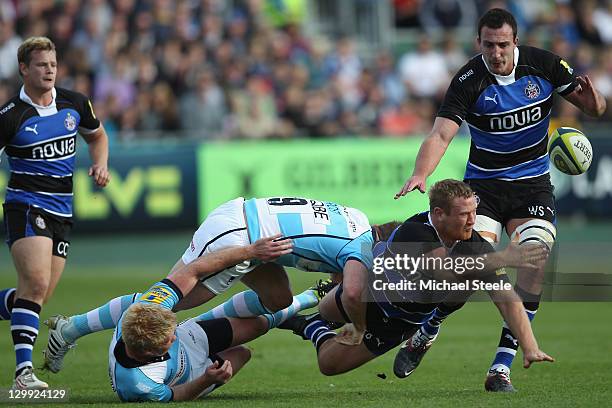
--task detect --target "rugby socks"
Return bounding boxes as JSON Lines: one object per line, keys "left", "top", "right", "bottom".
{"left": 420, "top": 302, "right": 464, "bottom": 338}
{"left": 490, "top": 286, "right": 540, "bottom": 373}
{"left": 261, "top": 290, "right": 320, "bottom": 329}
{"left": 11, "top": 298, "right": 41, "bottom": 377}
{"left": 197, "top": 289, "right": 319, "bottom": 325}
{"left": 303, "top": 319, "right": 336, "bottom": 352}
{"left": 61, "top": 293, "right": 141, "bottom": 343}
{"left": 0, "top": 287, "right": 16, "bottom": 320}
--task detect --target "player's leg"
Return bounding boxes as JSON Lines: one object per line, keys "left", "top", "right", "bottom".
{"left": 393, "top": 301, "right": 465, "bottom": 378}
{"left": 10, "top": 235, "right": 52, "bottom": 389}
{"left": 215, "top": 346, "right": 251, "bottom": 376}
{"left": 45, "top": 255, "right": 65, "bottom": 304}
{"left": 197, "top": 270, "right": 334, "bottom": 323}
{"left": 44, "top": 228, "right": 72, "bottom": 304}
{"left": 318, "top": 285, "right": 347, "bottom": 322}
{"left": 240, "top": 263, "right": 293, "bottom": 312}
{"left": 43, "top": 291, "right": 141, "bottom": 373}
{"left": 195, "top": 280, "right": 331, "bottom": 328}
{"left": 486, "top": 214, "right": 555, "bottom": 392}
{"left": 0, "top": 287, "right": 16, "bottom": 320}
{"left": 279, "top": 311, "right": 389, "bottom": 375}
{"left": 317, "top": 334, "right": 377, "bottom": 375}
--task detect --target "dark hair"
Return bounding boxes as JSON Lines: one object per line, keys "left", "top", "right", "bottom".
{"left": 477, "top": 8, "right": 517, "bottom": 39}
{"left": 372, "top": 221, "right": 401, "bottom": 242}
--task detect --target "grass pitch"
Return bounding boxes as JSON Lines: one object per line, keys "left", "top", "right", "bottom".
{"left": 0, "top": 229, "right": 610, "bottom": 407}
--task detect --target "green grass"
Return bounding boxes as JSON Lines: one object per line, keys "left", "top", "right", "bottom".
{"left": 0, "top": 229, "right": 611, "bottom": 407}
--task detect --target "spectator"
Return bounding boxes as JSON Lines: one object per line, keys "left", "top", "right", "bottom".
{"left": 0, "top": 1, "right": 608, "bottom": 139}
{"left": 0, "top": 20, "right": 22, "bottom": 80}
{"left": 231, "top": 74, "right": 279, "bottom": 139}
{"left": 398, "top": 36, "right": 449, "bottom": 101}
{"left": 180, "top": 69, "right": 228, "bottom": 139}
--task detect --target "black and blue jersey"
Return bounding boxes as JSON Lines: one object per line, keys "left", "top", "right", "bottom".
{"left": 438, "top": 45, "right": 577, "bottom": 181}
{"left": 0, "top": 87, "right": 100, "bottom": 217}
{"left": 370, "top": 212, "right": 505, "bottom": 324}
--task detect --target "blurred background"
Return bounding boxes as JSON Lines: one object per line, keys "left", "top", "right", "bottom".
{"left": 0, "top": 0, "right": 610, "bottom": 246}
{"left": 0, "top": 0, "right": 610, "bottom": 231}
{"left": 0, "top": 0, "right": 610, "bottom": 398}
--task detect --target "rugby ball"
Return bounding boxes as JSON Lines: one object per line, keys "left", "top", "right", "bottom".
{"left": 548, "top": 127, "right": 592, "bottom": 175}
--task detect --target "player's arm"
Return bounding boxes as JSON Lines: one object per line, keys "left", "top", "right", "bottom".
{"left": 81, "top": 125, "right": 110, "bottom": 187}
{"left": 489, "top": 288, "right": 554, "bottom": 368}
{"left": 562, "top": 75, "right": 607, "bottom": 117}
{"left": 480, "top": 241, "right": 548, "bottom": 271}
{"left": 167, "top": 235, "right": 293, "bottom": 295}
{"left": 395, "top": 117, "right": 460, "bottom": 197}
{"left": 336, "top": 259, "right": 368, "bottom": 344}
{"left": 74, "top": 93, "right": 111, "bottom": 187}
{"left": 171, "top": 360, "right": 232, "bottom": 401}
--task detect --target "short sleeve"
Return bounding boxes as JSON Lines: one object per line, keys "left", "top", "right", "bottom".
{"left": 338, "top": 232, "right": 374, "bottom": 269}
{"left": 437, "top": 64, "right": 478, "bottom": 126}
{"left": 137, "top": 279, "right": 183, "bottom": 311}
{"left": 118, "top": 380, "right": 173, "bottom": 402}
{"left": 76, "top": 94, "right": 101, "bottom": 132}
{"left": 533, "top": 47, "right": 577, "bottom": 96}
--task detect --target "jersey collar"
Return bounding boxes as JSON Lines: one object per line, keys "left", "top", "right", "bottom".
{"left": 481, "top": 46, "right": 520, "bottom": 85}
{"left": 20, "top": 86, "right": 57, "bottom": 116}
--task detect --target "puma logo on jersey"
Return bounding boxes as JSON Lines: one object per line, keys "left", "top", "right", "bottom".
{"left": 25, "top": 124, "right": 38, "bottom": 135}
{"left": 485, "top": 94, "right": 498, "bottom": 104}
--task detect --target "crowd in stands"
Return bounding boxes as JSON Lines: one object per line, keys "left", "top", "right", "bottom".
{"left": 0, "top": 0, "right": 610, "bottom": 142}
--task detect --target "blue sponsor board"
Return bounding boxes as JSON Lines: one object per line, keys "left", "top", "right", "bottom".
{"left": 0, "top": 143, "right": 198, "bottom": 233}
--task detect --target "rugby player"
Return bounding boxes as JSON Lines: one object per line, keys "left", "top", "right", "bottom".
{"left": 0, "top": 37, "right": 110, "bottom": 390}
{"left": 108, "top": 241, "right": 303, "bottom": 402}
{"left": 395, "top": 9, "right": 606, "bottom": 391}
{"left": 44, "top": 196, "right": 382, "bottom": 372}
{"left": 281, "top": 180, "right": 553, "bottom": 382}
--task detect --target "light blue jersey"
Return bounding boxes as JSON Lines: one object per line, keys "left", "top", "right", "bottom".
{"left": 244, "top": 197, "right": 374, "bottom": 273}
{"left": 109, "top": 280, "right": 214, "bottom": 402}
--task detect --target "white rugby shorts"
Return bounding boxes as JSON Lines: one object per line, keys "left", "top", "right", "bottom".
{"left": 176, "top": 319, "right": 216, "bottom": 398}
{"left": 181, "top": 197, "right": 255, "bottom": 294}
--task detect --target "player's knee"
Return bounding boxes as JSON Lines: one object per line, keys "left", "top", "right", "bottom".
{"left": 20, "top": 279, "right": 48, "bottom": 300}
{"left": 511, "top": 219, "right": 556, "bottom": 251}
{"left": 234, "top": 345, "right": 252, "bottom": 363}
{"left": 318, "top": 360, "right": 341, "bottom": 376}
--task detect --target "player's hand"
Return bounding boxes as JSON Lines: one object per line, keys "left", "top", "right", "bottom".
{"left": 251, "top": 234, "right": 293, "bottom": 262}
{"left": 334, "top": 323, "right": 364, "bottom": 345}
{"left": 502, "top": 242, "right": 549, "bottom": 269}
{"left": 204, "top": 360, "right": 233, "bottom": 384}
{"left": 395, "top": 175, "right": 426, "bottom": 199}
{"left": 88, "top": 164, "right": 110, "bottom": 187}
{"left": 523, "top": 349, "right": 554, "bottom": 368}
{"left": 574, "top": 75, "right": 605, "bottom": 115}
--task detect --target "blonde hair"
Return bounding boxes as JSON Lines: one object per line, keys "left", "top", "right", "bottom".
{"left": 429, "top": 179, "right": 474, "bottom": 213}
{"left": 17, "top": 37, "right": 56, "bottom": 67}
{"left": 121, "top": 303, "right": 177, "bottom": 356}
